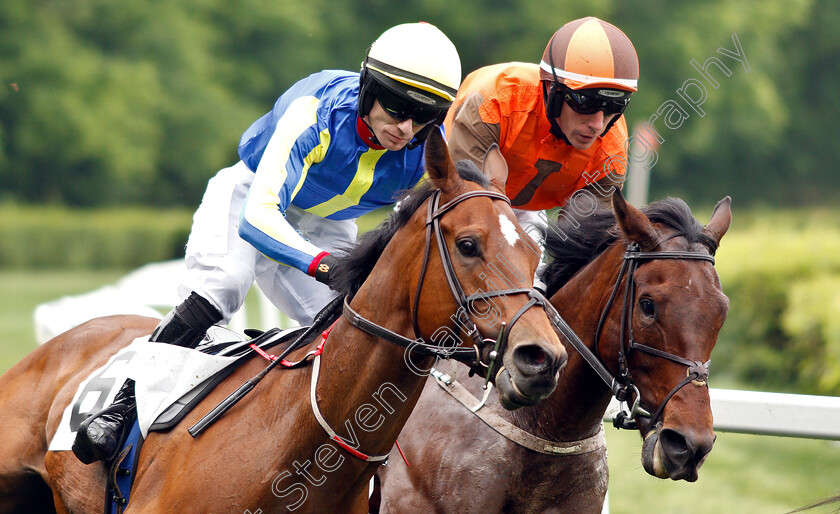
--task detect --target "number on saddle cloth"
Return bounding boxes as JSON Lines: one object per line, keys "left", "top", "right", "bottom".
{"left": 49, "top": 325, "right": 309, "bottom": 456}
{"left": 100, "top": 325, "right": 312, "bottom": 513}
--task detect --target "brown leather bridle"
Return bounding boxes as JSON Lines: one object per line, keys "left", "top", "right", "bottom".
{"left": 543, "top": 242, "right": 716, "bottom": 430}
{"left": 343, "top": 188, "right": 550, "bottom": 381}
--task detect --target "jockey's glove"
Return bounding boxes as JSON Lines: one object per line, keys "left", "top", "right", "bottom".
{"left": 311, "top": 253, "right": 338, "bottom": 287}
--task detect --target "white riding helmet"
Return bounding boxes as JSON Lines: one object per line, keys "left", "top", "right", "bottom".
{"left": 359, "top": 22, "right": 462, "bottom": 129}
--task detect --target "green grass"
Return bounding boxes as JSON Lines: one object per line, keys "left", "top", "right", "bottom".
{"left": 2, "top": 269, "right": 840, "bottom": 512}
{"left": 0, "top": 269, "right": 124, "bottom": 373}
{"left": 605, "top": 428, "right": 840, "bottom": 513}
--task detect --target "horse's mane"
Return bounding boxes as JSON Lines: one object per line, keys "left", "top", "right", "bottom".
{"left": 330, "top": 159, "right": 490, "bottom": 298}
{"left": 539, "top": 197, "right": 718, "bottom": 297}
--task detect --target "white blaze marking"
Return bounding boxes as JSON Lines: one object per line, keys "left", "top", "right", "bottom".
{"left": 499, "top": 214, "right": 519, "bottom": 246}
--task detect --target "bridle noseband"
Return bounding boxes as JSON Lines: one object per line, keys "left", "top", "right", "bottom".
{"left": 544, "top": 241, "right": 715, "bottom": 431}
{"left": 343, "top": 188, "right": 548, "bottom": 382}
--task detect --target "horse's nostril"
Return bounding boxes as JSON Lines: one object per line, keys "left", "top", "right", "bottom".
{"left": 656, "top": 427, "right": 714, "bottom": 481}
{"left": 512, "top": 344, "right": 555, "bottom": 376}
{"left": 529, "top": 349, "right": 546, "bottom": 365}
{"left": 659, "top": 428, "right": 692, "bottom": 458}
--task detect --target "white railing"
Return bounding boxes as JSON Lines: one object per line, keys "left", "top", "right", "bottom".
{"left": 600, "top": 388, "right": 840, "bottom": 513}
{"left": 33, "top": 260, "right": 295, "bottom": 344}
{"left": 708, "top": 388, "right": 840, "bottom": 439}
{"left": 604, "top": 388, "right": 840, "bottom": 439}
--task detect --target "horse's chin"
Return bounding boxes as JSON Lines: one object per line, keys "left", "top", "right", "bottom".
{"left": 494, "top": 368, "right": 549, "bottom": 410}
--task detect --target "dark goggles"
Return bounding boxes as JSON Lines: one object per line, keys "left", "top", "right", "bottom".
{"left": 563, "top": 89, "right": 630, "bottom": 116}
{"left": 376, "top": 88, "right": 444, "bottom": 125}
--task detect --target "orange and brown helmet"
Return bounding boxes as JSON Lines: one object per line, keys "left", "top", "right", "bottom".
{"left": 540, "top": 17, "right": 639, "bottom": 92}
{"left": 540, "top": 17, "right": 639, "bottom": 139}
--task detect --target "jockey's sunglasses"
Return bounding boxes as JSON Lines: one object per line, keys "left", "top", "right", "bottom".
{"left": 563, "top": 89, "right": 630, "bottom": 117}
{"left": 376, "top": 88, "right": 443, "bottom": 125}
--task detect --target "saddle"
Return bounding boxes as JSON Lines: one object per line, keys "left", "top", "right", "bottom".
{"left": 148, "top": 325, "right": 308, "bottom": 430}
{"left": 103, "top": 324, "right": 311, "bottom": 514}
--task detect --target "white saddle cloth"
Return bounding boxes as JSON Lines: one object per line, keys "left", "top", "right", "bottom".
{"left": 49, "top": 336, "right": 240, "bottom": 451}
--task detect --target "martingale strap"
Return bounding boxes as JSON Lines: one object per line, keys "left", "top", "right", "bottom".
{"left": 243, "top": 321, "right": 387, "bottom": 460}
{"left": 308, "top": 332, "right": 390, "bottom": 463}
{"left": 430, "top": 369, "right": 605, "bottom": 456}
{"left": 249, "top": 320, "right": 390, "bottom": 462}
{"left": 249, "top": 339, "right": 326, "bottom": 369}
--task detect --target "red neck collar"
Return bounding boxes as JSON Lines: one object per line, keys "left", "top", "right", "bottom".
{"left": 357, "top": 116, "right": 385, "bottom": 150}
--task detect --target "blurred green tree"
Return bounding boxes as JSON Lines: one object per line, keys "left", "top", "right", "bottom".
{"left": 0, "top": 0, "right": 837, "bottom": 208}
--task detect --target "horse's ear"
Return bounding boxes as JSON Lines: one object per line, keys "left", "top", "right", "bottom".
{"left": 424, "top": 129, "right": 461, "bottom": 194}
{"left": 702, "top": 196, "right": 732, "bottom": 246}
{"left": 612, "top": 188, "right": 660, "bottom": 251}
{"left": 482, "top": 143, "right": 508, "bottom": 193}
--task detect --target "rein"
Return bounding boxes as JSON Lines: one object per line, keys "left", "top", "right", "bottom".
{"left": 549, "top": 242, "right": 715, "bottom": 430}
{"left": 190, "top": 187, "right": 550, "bottom": 461}
{"left": 343, "top": 188, "right": 545, "bottom": 379}
{"left": 188, "top": 295, "right": 344, "bottom": 438}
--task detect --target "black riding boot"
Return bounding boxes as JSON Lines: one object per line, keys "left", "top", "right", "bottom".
{"left": 72, "top": 379, "right": 137, "bottom": 464}
{"left": 149, "top": 292, "right": 222, "bottom": 348}
{"left": 71, "top": 292, "right": 222, "bottom": 464}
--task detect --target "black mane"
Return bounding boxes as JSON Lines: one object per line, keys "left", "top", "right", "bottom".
{"left": 330, "top": 159, "right": 489, "bottom": 298}
{"left": 539, "top": 197, "right": 718, "bottom": 297}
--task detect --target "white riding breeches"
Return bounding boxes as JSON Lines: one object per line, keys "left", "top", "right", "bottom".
{"left": 180, "top": 161, "right": 358, "bottom": 326}
{"left": 513, "top": 208, "right": 549, "bottom": 288}
{"left": 513, "top": 209, "right": 547, "bottom": 252}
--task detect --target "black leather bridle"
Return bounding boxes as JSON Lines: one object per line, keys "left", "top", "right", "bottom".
{"left": 343, "top": 188, "right": 550, "bottom": 382}
{"left": 543, "top": 242, "right": 716, "bottom": 430}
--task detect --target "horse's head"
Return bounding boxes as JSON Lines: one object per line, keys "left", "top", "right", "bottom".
{"left": 606, "top": 191, "right": 731, "bottom": 481}
{"left": 408, "top": 130, "right": 567, "bottom": 408}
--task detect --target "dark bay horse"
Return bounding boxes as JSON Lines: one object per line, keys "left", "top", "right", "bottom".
{"left": 0, "top": 131, "right": 567, "bottom": 513}
{"left": 375, "top": 192, "right": 731, "bottom": 512}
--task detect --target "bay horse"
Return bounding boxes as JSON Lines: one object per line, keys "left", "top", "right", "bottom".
{"left": 375, "top": 192, "right": 731, "bottom": 512}
{"left": 0, "top": 131, "right": 568, "bottom": 513}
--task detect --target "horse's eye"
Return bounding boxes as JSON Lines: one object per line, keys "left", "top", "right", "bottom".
{"left": 639, "top": 298, "right": 656, "bottom": 317}
{"left": 457, "top": 238, "right": 478, "bottom": 257}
